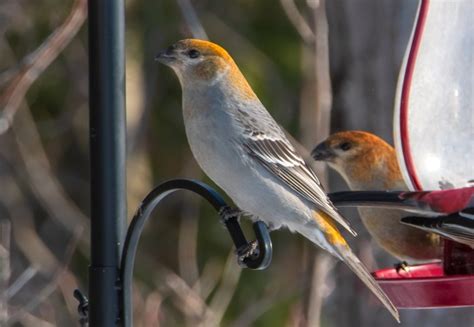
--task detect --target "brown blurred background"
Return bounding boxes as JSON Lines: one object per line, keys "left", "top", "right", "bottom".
{"left": 0, "top": 0, "right": 472, "bottom": 326}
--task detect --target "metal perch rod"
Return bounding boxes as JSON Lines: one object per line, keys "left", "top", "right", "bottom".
{"left": 119, "top": 179, "right": 273, "bottom": 326}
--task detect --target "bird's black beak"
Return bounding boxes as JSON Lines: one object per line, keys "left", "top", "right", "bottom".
{"left": 155, "top": 44, "right": 177, "bottom": 64}
{"left": 311, "top": 142, "right": 335, "bottom": 161}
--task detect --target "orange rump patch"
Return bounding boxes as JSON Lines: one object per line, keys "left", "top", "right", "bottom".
{"left": 313, "top": 211, "right": 348, "bottom": 246}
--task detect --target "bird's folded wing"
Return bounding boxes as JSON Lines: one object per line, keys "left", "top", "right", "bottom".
{"left": 243, "top": 135, "right": 357, "bottom": 236}
{"left": 437, "top": 215, "right": 474, "bottom": 246}
{"left": 440, "top": 227, "right": 474, "bottom": 246}
{"left": 401, "top": 215, "right": 474, "bottom": 247}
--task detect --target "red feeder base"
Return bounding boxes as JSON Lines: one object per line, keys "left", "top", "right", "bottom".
{"left": 374, "top": 263, "right": 474, "bottom": 309}
{"left": 373, "top": 241, "right": 474, "bottom": 309}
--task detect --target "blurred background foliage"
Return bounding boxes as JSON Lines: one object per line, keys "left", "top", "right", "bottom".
{"left": 0, "top": 0, "right": 473, "bottom": 326}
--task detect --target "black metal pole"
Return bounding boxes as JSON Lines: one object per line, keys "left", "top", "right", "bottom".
{"left": 88, "top": 0, "right": 126, "bottom": 326}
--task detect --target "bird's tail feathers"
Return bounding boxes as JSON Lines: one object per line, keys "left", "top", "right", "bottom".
{"left": 306, "top": 211, "right": 399, "bottom": 322}
{"left": 296, "top": 225, "right": 342, "bottom": 259}
{"left": 321, "top": 205, "right": 358, "bottom": 237}
{"left": 338, "top": 245, "right": 400, "bottom": 323}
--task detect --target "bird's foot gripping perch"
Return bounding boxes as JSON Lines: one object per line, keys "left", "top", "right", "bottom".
{"left": 217, "top": 205, "right": 272, "bottom": 270}
{"left": 237, "top": 240, "right": 259, "bottom": 266}
{"left": 218, "top": 206, "right": 242, "bottom": 222}
{"left": 394, "top": 261, "right": 410, "bottom": 273}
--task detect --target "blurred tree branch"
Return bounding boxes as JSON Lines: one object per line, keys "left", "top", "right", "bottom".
{"left": 176, "top": 0, "right": 208, "bottom": 40}
{"left": 0, "top": 219, "right": 10, "bottom": 325}
{"left": 0, "top": 33, "right": 89, "bottom": 237}
{"left": 301, "top": 1, "right": 333, "bottom": 325}
{"left": 7, "top": 267, "right": 38, "bottom": 301}
{"left": 1, "top": 169, "right": 81, "bottom": 324}
{"left": 192, "top": 259, "right": 221, "bottom": 300}
{"left": 156, "top": 265, "right": 216, "bottom": 324}
{"left": 303, "top": 0, "right": 332, "bottom": 148}
{"left": 7, "top": 231, "right": 81, "bottom": 325}
{"left": 200, "top": 251, "right": 241, "bottom": 327}
{"left": 15, "top": 310, "right": 56, "bottom": 327}
{"left": 0, "top": 6, "right": 90, "bottom": 284}
{"left": 143, "top": 291, "right": 163, "bottom": 327}
{"left": 204, "top": 12, "right": 293, "bottom": 120}
{"left": 12, "top": 104, "right": 89, "bottom": 235}
{"left": 0, "top": 0, "right": 87, "bottom": 135}
{"left": 281, "top": 0, "right": 334, "bottom": 326}
{"left": 230, "top": 286, "right": 287, "bottom": 327}
{"left": 280, "top": 0, "right": 315, "bottom": 44}
{"left": 177, "top": 160, "right": 203, "bottom": 294}
{"left": 174, "top": 0, "right": 209, "bottom": 309}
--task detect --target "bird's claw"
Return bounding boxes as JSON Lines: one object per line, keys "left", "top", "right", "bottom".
{"left": 219, "top": 206, "right": 242, "bottom": 222}
{"left": 237, "top": 240, "right": 259, "bottom": 266}
{"left": 395, "top": 261, "right": 410, "bottom": 273}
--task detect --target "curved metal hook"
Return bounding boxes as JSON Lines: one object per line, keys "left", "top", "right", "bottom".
{"left": 119, "top": 179, "right": 272, "bottom": 326}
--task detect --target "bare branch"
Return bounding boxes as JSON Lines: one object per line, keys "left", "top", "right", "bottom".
{"left": 204, "top": 13, "right": 293, "bottom": 120}
{"left": 0, "top": 220, "right": 10, "bottom": 324}
{"left": 310, "top": 0, "right": 332, "bottom": 145}
{"left": 178, "top": 158, "right": 202, "bottom": 293}
{"left": 176, "top": 0, "right": 209, "bottom": 40}
{"left": 280, "top": 0, "right": 315, "bottom": 44}
{"left": 15, "top": 310, "right": 56, "bottom": 327}
{"left": 12, "top": 103, "right": 89, "bottom": 236}
{"left": 156, "top": 265, "right": 216, "bottom": 323}
{"left": 7, "top": 227, "right": 82, "bottom": 325}
{"left": 7, "top": 267, "right": 38, "bottom": 300}
{"left": 230, "top": 288, "right": 286, "bottom": 327}
{"left": 192, "top": 259, "right": 221, "bottom": 300}
{"left": 143, "top": 291, "right": 164, "bottom": 327}
{"left": 1, "top": 173, "right": 60, "bottom": 276}
{"left": 230, "top": 298, "right": 276, "bottom": 327}
{"left": 200, "top": 251, "right": 241, "bottom": 327}
{"left": 0, "top": 67, "right": 18, "bottom": 89}
{"left": 305, "top": 252, "right": 335, "bottom": 326}
{"left": 0, "top": 0, "right": 87, "bottom": 135}
{"left": 0, "top": 163, "right": 82, "bottom": 323}
{"left": 290, "top": 1, "right": 333, "bottom": 325}
{"left": 57, "top": 269, "right": 82, "bottom": 318}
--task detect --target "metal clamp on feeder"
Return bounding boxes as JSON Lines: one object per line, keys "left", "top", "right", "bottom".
{"left": 119, "top": 178, "right": 272, "bottom": 326}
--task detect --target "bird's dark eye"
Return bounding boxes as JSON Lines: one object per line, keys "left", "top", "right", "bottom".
{"left": 339, "top": 142, "right": 352, "bottom": 151}
{"left": 188, "top": 49, "right": 200, "bottom": 59}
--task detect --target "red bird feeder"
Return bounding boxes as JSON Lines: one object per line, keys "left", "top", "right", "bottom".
{"left": 373, "top": 0, "right": 474, "bottom": 309}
